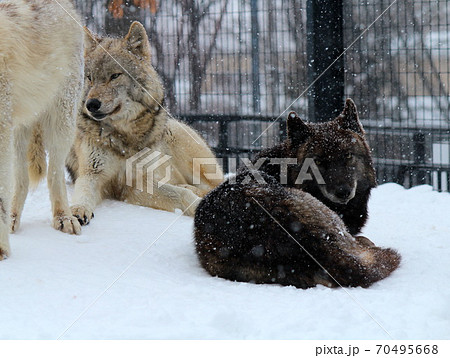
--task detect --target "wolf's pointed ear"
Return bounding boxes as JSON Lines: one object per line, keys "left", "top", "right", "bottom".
{"left": 83, "top": 27, "right": 98, "bottom": 54}
{"left": 287, "top": 112, "right": 311, "bottom": 147}
{"left": 336, "top": 98, "right": 365, "bottom": 136}
{"left": 125, "top": 21, "right": 151, "bottom": 60}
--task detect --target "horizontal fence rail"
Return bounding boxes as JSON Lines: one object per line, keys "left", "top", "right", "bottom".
{"left": 183, "top": 115, "right": 450, "bottom": 192}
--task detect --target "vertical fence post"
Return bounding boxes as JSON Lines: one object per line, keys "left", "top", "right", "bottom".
{"left": 250, "top": 0, "right": 261, "bottom": 114}
{"left": 218, "top": 119, "right": 229, "bottom": 173}
{"left": 413, "top": 132, "right": 426, "bottom": 185}
{"left": 307, "top": 0, "right": 344, "bottom": 122}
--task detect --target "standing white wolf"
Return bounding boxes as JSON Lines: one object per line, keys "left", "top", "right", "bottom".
{"left": 0, "top": 0, "right": 84, "bottom": 259}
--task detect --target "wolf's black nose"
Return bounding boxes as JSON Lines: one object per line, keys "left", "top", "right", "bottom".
{"left": 86, "top": 98, "right": 102, "bottom": 113}
{"left": 336, "top": 185, "right": 352, "bottom": 199}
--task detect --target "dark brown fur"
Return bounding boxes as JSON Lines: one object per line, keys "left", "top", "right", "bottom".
{"left": 253, "top": 99, "right": 376, "bottom": 235}
{"left": 195, "top": 171, "right": 400, "bottom": 288}
{"left": 194, "top": 99, "right": 400, "bottom": 288}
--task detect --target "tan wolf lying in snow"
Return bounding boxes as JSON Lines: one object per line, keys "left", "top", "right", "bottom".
{"left": 65, "top": 22, "right": 223, "bottom": 224}
{"left": 0, "top": 0, "right": 84, "bottom": 259}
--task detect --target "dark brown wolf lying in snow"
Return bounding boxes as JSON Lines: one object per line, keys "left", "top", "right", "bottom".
{"left": 194, "top": 99, "right": 400, "bottom": 288}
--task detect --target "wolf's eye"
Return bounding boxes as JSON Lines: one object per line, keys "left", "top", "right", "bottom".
{"left": 110, "top": 73, "right": 122, "bottom": 81}
{"left": 346, "top": 152, "right": 353, "bottom": 159}
{"left": 86, "top": 74, "right": 92, "bottom": 82}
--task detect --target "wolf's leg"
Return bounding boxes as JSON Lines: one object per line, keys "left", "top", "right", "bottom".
{"left": 43, "top": 78, "right": 82, "bottom": 235}
{"left": 10, "top": 126, "right": 32, "bottom": 233}
{"left": 0, "top": 72, "right": 13, "bottom": 258}
{"left": 154, "top": 184, "right": 201, "bottom": 216}
{"left": 45, "top": 125, "right": 81, "bottom": 234}
{"left": 69, "top": 143, "right": 120, "bottom": 225}
{"left": 175, "top": 183, "right": 209, "bottom": 197}
{"left": 166, "top": 120, "right": 224, "bottom": 192}
{"left": 193, "top": 159, "right": 224, "bottom": 192}
{"left": 128, "top": 184, "right": 201, "bottom": 216}
{"left": 27, "top": 123, "right": 47, "bottom": 187}
{"left": 70, "top": 174, "right": 104, "bottom": 226}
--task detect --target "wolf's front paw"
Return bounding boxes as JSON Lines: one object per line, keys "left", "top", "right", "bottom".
{"left": 0, "top": 243, "right": 10, "bottom": 260}
{"left": 53, "top": 215, "right": 82, "bottom": 235}
{"left": 10, "top": 213, "right": 20, "bottom": 233}
{"left": 71, "top": 205, "right": 94, "bottom": 226}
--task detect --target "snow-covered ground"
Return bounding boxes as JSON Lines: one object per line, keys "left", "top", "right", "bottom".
{"left": 0, "top": 182, "right": 449, "bottom": 340}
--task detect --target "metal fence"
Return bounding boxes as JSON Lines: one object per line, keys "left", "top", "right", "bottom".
{"left": 344, "top": 0, "right": 450, "bottom": 191}
{"left": 76, "top": 0, "right": 450, "bottom": 191}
